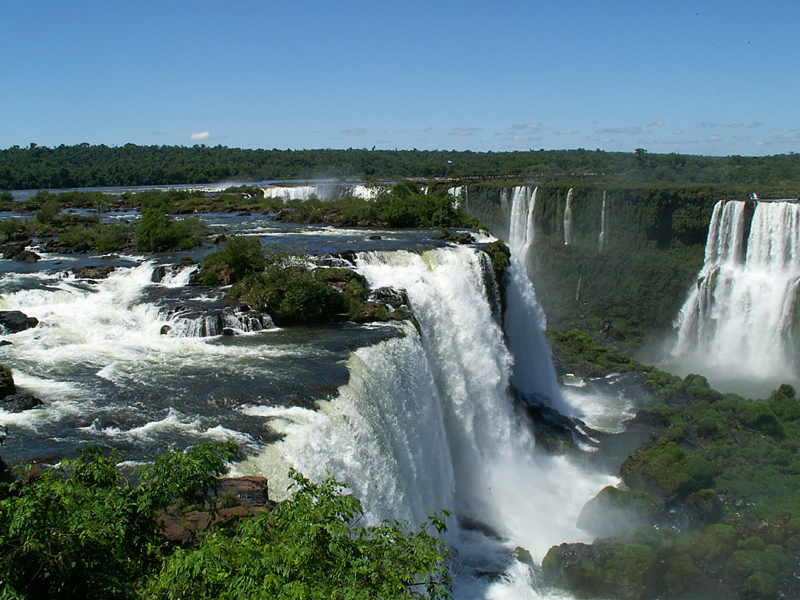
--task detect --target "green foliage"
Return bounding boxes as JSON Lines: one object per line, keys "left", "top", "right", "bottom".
{"left": 135, "top": 208, "right": 206, "bottom": 252}
{"left": 35, "top": 200, "right": 62, "bottom": 224}
{"left": 198, "top": 235, "right": 268, "bottom": 285}
{"left": 4, "top": 144, "right": 800, "bottom": 191}
{"left": 483, "top": 240, "right": 511, "bottom": 283}
{"left": 546, "top": 329, "right": 647, "bottom": 377}
{"left": 621, "top": 440, "right": 716, "bottom": 501}
{"left": 233, "top": 266, "right": 347, "bottom": 326}
{"left": 0, "top": 442, "right": 236, "bottom": 600}
{"left": 1, "top": 444, "right": 449, "bottom": 600}
{"left": 147, "top": 470, "right": 451, "bottom": 600}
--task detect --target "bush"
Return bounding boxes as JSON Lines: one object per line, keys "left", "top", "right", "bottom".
{"left": 135, "top": 209, "right": 205, "bottom": 252}
{"left": 0, "top": 442, "right": 236, "bottom": 600}
{"left": 147, "top": 470, "right": 451, "bottom": 600}
{"left": 198, "top": 236, "right": 268, "bottom": 285}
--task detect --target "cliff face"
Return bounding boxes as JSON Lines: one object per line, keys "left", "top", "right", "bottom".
{"left": 466, "top": 183, "right": 753, "bottom": 351}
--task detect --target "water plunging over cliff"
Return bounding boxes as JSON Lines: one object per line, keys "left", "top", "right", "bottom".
{"left": 671, "top": 199, "right": 800, "bottom": 392}
{"left": 244, "top": 246, "right": 613, "bottom": 598}
{"left": 563, "top": 188, "right": 573, "bottom": 246}
{"left": 598, "top": 191, "right": 608, "bottom": 252}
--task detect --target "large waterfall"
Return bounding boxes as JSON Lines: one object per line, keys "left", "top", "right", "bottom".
{"left": 672, "top": 199, "right": 800, "bottom": 392}
{"left": 244, "top": 243, "right": 613, "bottom": 598}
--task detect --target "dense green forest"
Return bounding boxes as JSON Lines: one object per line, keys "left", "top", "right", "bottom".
{"left": 3, "top": 144, "right": 800, "bottom": 190}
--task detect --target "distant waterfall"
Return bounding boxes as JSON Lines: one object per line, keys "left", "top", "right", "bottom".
{"left": 672, "top": 199, "right": 800, "bottom": 388}
{"left": 506, "top": 186, "right": 564, "bottom": 407}
{"left": 598, "top": 191, "right": 608, "bottom": 252}
{"left": 563, "top": 188, "right": 573, "bottom": 246}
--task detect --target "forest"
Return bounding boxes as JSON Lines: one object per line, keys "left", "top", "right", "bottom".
{"left": 3, "top": 144, "right": 800, "bottom": 190}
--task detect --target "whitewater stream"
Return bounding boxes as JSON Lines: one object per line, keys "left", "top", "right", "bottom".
{"left": 0, "top": 206, "right": 638, "bottom": 599}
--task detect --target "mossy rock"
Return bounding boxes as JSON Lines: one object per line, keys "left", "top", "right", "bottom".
{"left": 577, "top": 486, "right": 661, "bottom": 539}
{"left": 620, "top": 439, "right": 716, "bottom": 501}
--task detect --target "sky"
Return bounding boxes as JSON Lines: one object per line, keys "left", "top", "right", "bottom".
{"left": 1, "top": 0, "right": 798, "bottom": 157}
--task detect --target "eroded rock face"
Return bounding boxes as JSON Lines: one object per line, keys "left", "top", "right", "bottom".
{"left": 0, "top": 311, "right": 39, "bottom": 334}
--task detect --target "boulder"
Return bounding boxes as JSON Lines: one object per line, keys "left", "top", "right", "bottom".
{"left": 0, "top": 311, "right": 39, "bottom": 333}
{"left": 0, "top": 367, "right": 15, "bottom": 397}
{"left": 1, "top": 242, "right": 28, "bottom": 259}
{"left": 68, "top": 265, "right": 118, "bottom": 280}
{"left": 0, "top": 392, "right": 43, "bottom": 412}
{"left": 13, "top": 250, "right": 40, "bottom": 263}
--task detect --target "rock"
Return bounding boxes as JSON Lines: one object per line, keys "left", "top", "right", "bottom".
{"left": 13, "top": 250, "right": 41, "bottom": 263}
{"left": 0, "top": 367, "right": 15, "bottom": 398}
{"left": 369, "top": 287, "right": 407, "bottom": 309}
{"left": 0, "top": 340, "right": 12, "bottom": 347}
{"left": 160, "top": 325, "right": 172, "bottom": 335}
{"left": 151, "top": 265, "right": 167, "bottom": 282}
{"left": 0, "top": 392, "right": 43, "bottom": 412}
{"left": 158, "top": 476, "right": 272, "bottom": 546}
{"left": 68, "top": 265, "right": 118, "bottom": 280}
{"left": 368, "top": 235, "right": 382, "bottom": 240}
{"left": 1, "top": 242, "right": 28, "bottom": 259}
{"left": 0, "top": 311, "right": 39, "bottom": 333}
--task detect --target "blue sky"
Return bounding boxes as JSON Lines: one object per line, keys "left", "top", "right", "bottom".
{"left": 1, "top": 0, "right": 797, "bottom": 156}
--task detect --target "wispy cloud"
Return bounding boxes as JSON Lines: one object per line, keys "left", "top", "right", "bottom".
{"left": 146, "top": 130, "right": 168, "bottom": 136}
{"left": 557, "top": 129, "right": 580, "bottom": 135}
{"left": 190, "top": 131, "right": 210, "bottom": 141}
{"left": 511, "top": 122, "right": 542, "bottom": 130}
{"left": 649, "top": 120, "right": 667, "bottom": 127}
{"left": 340, "top": 127, "right": 367, "bottom": 136}
{"left": 595, "top": 126, "right": 643, "bottom": 135}
{"left": 697, "top": 122, "right": 721, "bottom": 129}
{"left": 449, "top": 126, "right": 481, "bottom": 136}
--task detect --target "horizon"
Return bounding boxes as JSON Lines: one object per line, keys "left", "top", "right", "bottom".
{"left": 2, "top": 1, "right": 798, "bottom": 158}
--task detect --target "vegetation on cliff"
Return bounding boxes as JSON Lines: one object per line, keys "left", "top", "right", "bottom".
{"left": 543, "top": 331, "right": 800, "bottom": 600}
{"left": 0, "top": 442, "right": 451, "bottom": 600}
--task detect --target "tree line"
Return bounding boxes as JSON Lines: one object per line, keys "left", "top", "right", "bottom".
{"left": 2, "top": 143, "right": 800, "bottom": 190}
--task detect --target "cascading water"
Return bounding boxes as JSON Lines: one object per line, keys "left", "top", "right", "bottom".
{"left": 562, "top": 189, "right": 573, "bottom": 246}
{"left": 261, "top": 183, "right": 380, "bottom": 203}
{"left": 505, "top": 187, "right": 564, "bottom": 409}
{"left": 242, "top": 245, "right": 614, "bottom": 599}
{"left": 598, "top": 191, "right": 608, "bottom": 252}
{"left": 671, "top": 199, "right": 800, "bottom": 393}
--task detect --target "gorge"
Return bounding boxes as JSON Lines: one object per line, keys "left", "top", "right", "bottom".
{"left": 1, "top": 181, "right": 798, "bottom": 599}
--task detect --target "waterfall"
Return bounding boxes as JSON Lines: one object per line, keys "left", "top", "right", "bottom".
{"left": 672, "top": 199, "right": 800, "bottom": 390}
{"left": 563, "top": 188, "right": 573, "bottom": 246}
{"left": 245, "top": 246, "right": 614, "bottom": 598}
{"left": 598, "top": 191, "right": 608, "bottom": 252}
{"left": 261, "top": 183, "right": 381, "bottom": 203}
{"left": 506, "top": 186, "right": 564, "bottom": 408}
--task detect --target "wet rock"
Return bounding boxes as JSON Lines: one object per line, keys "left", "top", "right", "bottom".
{"left": 0, "top": 311, "right": 39, "bottom": 333}
{"left": 1, "top": 242, "right": 29, "bottom": 259}
{"left": 0, "top": 367, "right": 15, "bottom": 398}
{"left": 13, "top": 250, "right": 40, "bottom": 263}
{"left": 68, "top": 265, "right": 118, "bottom": 280}
{"left": 0, "top": 392, "right": 43, "bottom": 412}
{"left": 369, "top": 287, "right": 407, "bottom": 309}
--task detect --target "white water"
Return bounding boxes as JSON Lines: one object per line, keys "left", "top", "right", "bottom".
{"left": 261, "top": 183, "right": 380, "bottom": 202}
{"left": 242, "top": 246, "right": 615, "bottom": 599}
{"left": 671, "top": 199, "right": 800, "bottom": 393}
{"left": 598, "top": 191, "right": 608, "bottom": 252}
{"left": 506, "top": 187, "right": 564, "bottom": 409}
{"left": 562, "top": 188, "right": 573, "bottom": 246}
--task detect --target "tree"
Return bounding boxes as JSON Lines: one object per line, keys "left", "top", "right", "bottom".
{"left": 148, "top": 470, "right": 451, "bottom": 600}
